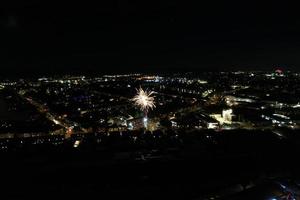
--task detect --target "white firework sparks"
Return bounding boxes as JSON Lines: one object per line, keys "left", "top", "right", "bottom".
{"left": 132, "top": 87, "right": 155, "bottom": 112}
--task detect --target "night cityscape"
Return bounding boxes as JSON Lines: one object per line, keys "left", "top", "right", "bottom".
{"left": 1, "top": 1, "right": 300, "bottom": 200}
{"left": 0, "top": 71, "right": 299, "bottom": 199}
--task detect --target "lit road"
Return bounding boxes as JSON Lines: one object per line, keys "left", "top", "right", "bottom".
{"left": 18, "top": 91, "right": 89, "bottom": 137}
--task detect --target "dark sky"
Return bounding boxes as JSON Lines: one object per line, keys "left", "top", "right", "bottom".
{"left": 1, "top": 1, "right": 300, "bottom": 75}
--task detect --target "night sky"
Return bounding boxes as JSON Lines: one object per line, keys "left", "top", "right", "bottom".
{"left": 1, "top": 1, "right": 300, "bottom": 76}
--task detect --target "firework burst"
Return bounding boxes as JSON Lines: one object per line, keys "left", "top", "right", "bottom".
{"left": 132, "top": 87, "right": 155, "bottom": 113}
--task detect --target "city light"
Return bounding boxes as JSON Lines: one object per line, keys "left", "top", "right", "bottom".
{"left": 222, "top": 109, "right": 233, "bottom": 122}
{"left": 73, "top": 140, "right": 81, "bottom": 148}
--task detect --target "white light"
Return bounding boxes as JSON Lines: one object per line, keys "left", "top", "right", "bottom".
{"left": 131, "top": 87, "right": 155, "bottom": 112}
{"left": 273, "top": 113, "right": 290, "bottom": 120}
{"left": 222, "top": 109, "right": 233, "bottom": 122}
{"left": 53, "top": 119, "right": 60, "bottom": 125}
{"left": 208, "top": 123, "right": 218, "bottom": 129}
{"left": 293, "top": 103, "right": 300, "bottom": 108}
{"left": 280, "top": 184, "right": 286, "bottom": 189}
{"left": 73, "top": 140, "right": 80, "bottom": 148}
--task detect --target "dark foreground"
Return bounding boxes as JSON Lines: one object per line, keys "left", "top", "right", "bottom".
{"left": 1, "top": 129, "right": 300, "bottom": 199}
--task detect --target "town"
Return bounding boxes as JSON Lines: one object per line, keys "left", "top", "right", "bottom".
{"left": 0, "top": 70, "right": 299, "bottom": 199}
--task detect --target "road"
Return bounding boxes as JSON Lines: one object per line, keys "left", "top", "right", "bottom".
{"left": 18, "top": 91, "right": 89, "bottom": 138}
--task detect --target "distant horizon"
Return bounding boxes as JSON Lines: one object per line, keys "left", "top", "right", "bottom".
{"left": 0, "top": 65, "right": 298, "bottom": 79}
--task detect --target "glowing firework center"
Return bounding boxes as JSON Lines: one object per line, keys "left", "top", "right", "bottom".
{"left": 132, "top": 88, "right": 156, "bottom": 128}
